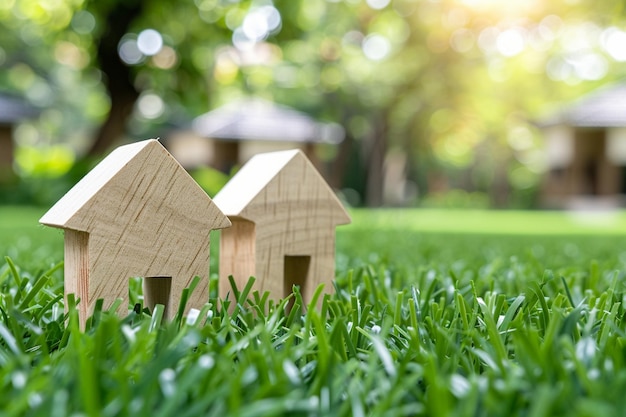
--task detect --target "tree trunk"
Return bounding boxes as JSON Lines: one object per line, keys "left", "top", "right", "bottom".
{"left": 86, "top": 0, "right": 144, "bottom": 157}
{"left": 365, "top": 112, "right": 387, "bottom": 207}
{"left": 328, "top": 123, "right": 354, "bottom": 190}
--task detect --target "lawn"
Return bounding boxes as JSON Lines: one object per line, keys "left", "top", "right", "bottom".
{"left": 1, "top": 206, "right": 626, "bottom": 416}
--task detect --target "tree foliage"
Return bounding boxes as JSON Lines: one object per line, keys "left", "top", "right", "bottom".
{"left": 2, "top": 0, "right": 626, "bottom": 205}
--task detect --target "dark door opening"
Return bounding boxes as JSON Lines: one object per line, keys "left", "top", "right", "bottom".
{"left": 143, "top": 276, "right": 172, "bottom": 317}
{"left": 284, "top": 256, "right": 311, "bottom": 303}
{"left": 584, "top": 160, "right": 599, "bottom": 195}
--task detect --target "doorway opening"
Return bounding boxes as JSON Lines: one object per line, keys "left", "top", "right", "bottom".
{"left": 284, "top": 256, "right": 311, "bottom": 306}
{"left": 143, "top": 276, "right": 172, "bottom": 317}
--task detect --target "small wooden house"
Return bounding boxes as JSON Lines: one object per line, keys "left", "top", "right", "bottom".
{"left": 40, "top": 139, "right": 231, "bottom": 324}
{"left": 213, "top": 149, "right": 351, "bottom": 304}
{"left": 540, "top": 83, "right": 626, "bottom": 208}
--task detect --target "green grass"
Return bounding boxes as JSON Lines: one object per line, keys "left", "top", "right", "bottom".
{"left": 350, "top": 208, "right": 626, "bottom": 235}
{"left": 0, "top": 206, "right": 62, "bottom": 269}
{"left": 1, "top": 206, "right": 626, "bottom": 416}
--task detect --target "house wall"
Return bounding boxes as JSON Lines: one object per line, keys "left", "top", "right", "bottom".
{"left": 164, "top": 132, "right": 213, "bottom": 169}
{"left": 219, "top": 220, "right": 337, "bottom": 302}
{"left": 253, "top": 223, "right": 337, "bottom": 301}
{"left": 542, "top": 128, "right": 622, "bottom": 206}
{"left": 213, "top": 140, "right": 240, "bottom": 173}
{"left": 64, "top": 230, "right": 90, "bottom": 324}
{"left": 606, "top": 127, "right": 626, "bottom": 164}
{"left": 215, "top": 150, "right": 349, "bottom": 303}
{"left": 568, "top": 129, "right": 620, "bottom": 196}
{"left": 219, "top": 218, "right": 256, "bottom": 299}
{"left": 165, "top": 135, "right": 326, "bottom": 177}
{"left": 544, "top": 125, "right": 574, "bottom": 168}
{"left": 70, "top": 142, "right": 224, "bottom": 320}
{"left": 85, "top": 206, "right": 215, "bottom": 320}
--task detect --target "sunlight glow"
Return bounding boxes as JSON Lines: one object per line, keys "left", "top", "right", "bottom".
{"left": 456, "top": 0, "right": 542, "bottom": 17}
{"left": 450, "top": 28, "right": 475, "bottom": 53}
{"left": 547, "top": 52, "right": 608, "bottom": 82}
{"left": 233, "top": 6, "right": 281, "bottom": 50}
{"left": 242, "top": 14, "right": 269, "bottom": 42}
{"left": 477, "top": 27, "right": 498, "bottom": 54}
{"left": 601, "top": 27, "right": 626, "bottom": 62}
{"left": 496, "top": 28, "right": 525, "bottom": 57}
{"left": 538, "top": 15, "right": 563, "bottom": 41}
{"left": 366, "top": 0, "right": 391, "bottom": 10}
{"left": 570, "top": 53, "right": 608, "bottom": 81}
{"left": 232, "top": 27, "right": 256, "bottom": 51}
{"left": 560, "top": 23, "right": 600, "bottom": 54}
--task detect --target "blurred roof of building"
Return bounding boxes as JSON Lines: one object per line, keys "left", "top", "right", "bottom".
{"left": 0, "top": 93, "right": 38, "bottom": 125}
{"left": 191, "top": 97, "right": 344, "bottom": 144}
{"left": 540, "top": 83, "right": 626, "bottom": 128}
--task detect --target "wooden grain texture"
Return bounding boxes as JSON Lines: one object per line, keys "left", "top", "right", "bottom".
{"left": 214, "top": 149, "right": 350, "bottom": 304}
{"left": 40, "top": 139, "right": 231, "bottom": 326}
{"left": 64, "top": 230, "right": 89, "bottom": 321}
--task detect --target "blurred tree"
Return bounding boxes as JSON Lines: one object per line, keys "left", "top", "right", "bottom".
{"left": 85, "top": 0, "right": 146, "bottom": 156}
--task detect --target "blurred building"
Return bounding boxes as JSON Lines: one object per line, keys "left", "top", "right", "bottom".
{"left": 539, "top": 83, "right": 626, "bottom": 209}
{"left": 0, "top": 93, "right": 37, "bottom": 182}
{"left": 165, "top": 98, "right": 343, "bottom": 177}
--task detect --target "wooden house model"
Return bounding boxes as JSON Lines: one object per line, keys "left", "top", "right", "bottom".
{"left": 40, "top": 139, "right": 231, "bottom": 323}
{"left": 213, "top": 149, "right": 351, "bottom": 303}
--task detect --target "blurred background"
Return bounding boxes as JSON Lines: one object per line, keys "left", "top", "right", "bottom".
{"left": 1, "top": 0, "right": 626, "bottom": 209}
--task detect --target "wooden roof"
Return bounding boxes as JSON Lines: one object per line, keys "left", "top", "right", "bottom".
{"left": 40, "top": 139, "right": 231, "bottom": 232}
{"left": 213, "top": 149, "right": 350, "bottom": 225}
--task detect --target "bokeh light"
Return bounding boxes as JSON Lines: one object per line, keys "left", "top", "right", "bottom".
{"left": 366, "top": 0, "right": 391, "bottom": 10}
{"left": 70, "top": 10, "right": 96, "bottom": 34}
{"left": 232, "top": 5, "right": 281, "bottom": 51}
{"left": 118, "top": 34, "right": 143, "bottom": 65}
{"left": 137, "top": 93, "right": 165, "bottom": 119}
{"left": 450, "top": 28, "right": 475, "bottom": 53}
{"left": 496, "top": 28, "right": 526, "bottom": 57}
{"left": 601, "top": 27, "right": 626, "bottom": 61}
{"left": 152, "top": 46, "right": 178, "bottom": 70}
{"left": 137, "top": 29, "right": 163, "bottom": 56}
{"left": 54, "top": 41, "right": 88, "bottom": 69}
{"left": 362, "top": 34, "right": 391, "bottom": 61}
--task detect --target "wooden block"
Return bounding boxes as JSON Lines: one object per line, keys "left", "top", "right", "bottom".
{"left": 214, "top": 149, "right": 351, "bottom": 305}
{"left": 40, "top": 139, "right": 231, "bottom": 327}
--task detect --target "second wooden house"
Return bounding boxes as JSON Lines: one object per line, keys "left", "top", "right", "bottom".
{"left": 213, "top": 149, "right": 351, "bottom": 304}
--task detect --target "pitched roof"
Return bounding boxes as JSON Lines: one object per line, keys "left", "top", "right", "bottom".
{"left": 0, "top": 93, "right": 38, "bottom": 125}
{"left": 191, "top": 98, "right": 344, "bottom": 144}
{"left": 541, "top": 83, "right": 626, "bottom": 128}
{"left": 213, "top": 149, "right": 350, "bottom": 225}
{"left": 40, "top": 139, "right": 230, "bottom": 231}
